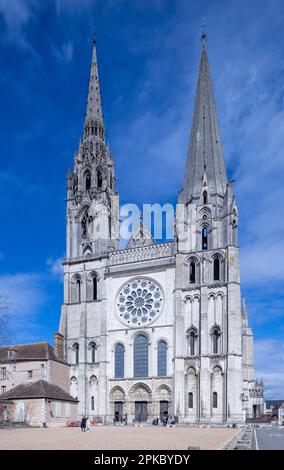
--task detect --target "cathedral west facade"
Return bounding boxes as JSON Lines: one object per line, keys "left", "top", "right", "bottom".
{"left": 59, "top": 34, "right": 264, "bottom": 424}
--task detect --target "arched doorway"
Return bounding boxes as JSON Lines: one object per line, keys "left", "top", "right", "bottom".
{"left": 129, "top": 383, "right": 152, "bottom": 423}
{"left": 110, "top": 386, "right": 126, "bottom": 423}
{"left": 155, "top": 385, "right": 172, "bottom": 422}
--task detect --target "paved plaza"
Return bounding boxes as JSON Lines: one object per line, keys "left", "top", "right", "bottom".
{"left": 0, "top": 426, "right": 239, "bottom": 450}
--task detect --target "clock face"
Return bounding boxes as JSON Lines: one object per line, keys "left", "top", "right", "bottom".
{"left": 116, "top": 278, "right": 163, "bottom": 327}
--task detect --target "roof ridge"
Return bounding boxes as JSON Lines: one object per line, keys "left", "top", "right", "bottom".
{"left": 0, "top": 341, "right": 49, "bottom": 348}
{"left": 0, "top": 379, "right": 78, "bottom": 402}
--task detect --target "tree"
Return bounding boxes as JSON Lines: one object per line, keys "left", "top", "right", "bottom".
{"left": 0, "top": 295, "right": 12, "bottom": 346}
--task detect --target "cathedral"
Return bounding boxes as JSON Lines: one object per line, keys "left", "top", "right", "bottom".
{"left": 59, "top": 33, "right": 264, "bottom": 424}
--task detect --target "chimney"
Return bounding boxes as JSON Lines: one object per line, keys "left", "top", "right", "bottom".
{"left": 54, "top": 332, "right": 64, "bottom": 360}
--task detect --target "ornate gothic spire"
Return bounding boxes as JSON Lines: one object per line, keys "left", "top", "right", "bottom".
{"left": 182, "top": 33, "right": 228, "bottom": 202}
{"left": 84, "top": 36, "right": 105, "bottom": 140}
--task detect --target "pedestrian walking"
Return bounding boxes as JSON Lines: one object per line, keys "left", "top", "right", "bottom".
{"left": 80, "top": 416, "right": 87, "bottom": 432}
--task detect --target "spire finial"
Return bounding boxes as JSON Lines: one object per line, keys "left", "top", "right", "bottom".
{"left": 93, "top": 31, "right": 96, "bottom": 45}
{"left": 201, "top": 17, "right": 207, "bottom": 44}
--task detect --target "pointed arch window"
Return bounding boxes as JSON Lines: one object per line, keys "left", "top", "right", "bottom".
{"left": 211, "top": 327, "right": 221, "bottom": 354}
{"left": 189, "top": 261, "right": 196, "bottom": 284}
{"left": 203, "top": 191, "right": 208, "bottom": 205}
{"left": 87, "top": 273, "right": 99, "bottom": 301}
{"left": 213, "top": 391, "right": 218, "bottom": 408}
{"left": 85, "top": 172, "right": 91, "bottom": 191}
{"left": 213, "top": 258, "right": 220, "bottom": 281}
{"left": 93, "top": 276, "right": 98, "bottom": 301}
{"left": 91, "top": 396, "right": 95, "bottom": 411}
{"left": 89, "top": 343, "right": 96, "bottom": 364}
{"left": 157, "top": 340, "right": 167, "bottom": 377}
{"left": 202, "top": 227, "right": 208, "bottom": 250}
{"left": 76, "top": 279, "right": 81, "bottom": 303}
{"left": 115, "top": 343, "right": 125, "bottom": 379}
{"left": 188, "top": 329, "right": 198, "bottom": 356}
{"left": 188, "top": 392, "right": 193, "bottom": 409}
{"left": 73, "top": 343, "right": 79, "bottom": 365}
{"left": 134, "top": 335, "right": 148, "bottom": 378}
{"left": 97, "top": 170, "right": 102, "bottom": 190}
{"left": 72, "top": 275, "right": 82, "bottom": 303}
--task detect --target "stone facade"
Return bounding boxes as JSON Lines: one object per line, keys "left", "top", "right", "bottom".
{"left": 59, "top": 35, "right": 263, "bottom": 423}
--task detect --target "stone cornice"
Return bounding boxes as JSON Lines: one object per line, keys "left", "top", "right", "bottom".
{"left": 105, "top": 256, "right": 175, "bottom": 274}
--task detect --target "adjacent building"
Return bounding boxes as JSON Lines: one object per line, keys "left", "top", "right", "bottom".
{"left": 0, "top": 336, "right": 78, "bottom": 426}
{"left": 0, "top": 380, "right": 78, "bottom": 427}
{"left": 0, "top": 336, "right": 68, "bottom": 395}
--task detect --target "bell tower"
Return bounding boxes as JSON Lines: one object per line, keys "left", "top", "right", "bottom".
{"left": 174, "top": 33, "right": 243, "bottom": 423}
{"left": 66, "top": 37, "right": 119, "bottom": 259}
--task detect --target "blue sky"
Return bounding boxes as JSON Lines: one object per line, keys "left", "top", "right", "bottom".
{"left": 0, "top": 0, "right": 283, "bottom": 398}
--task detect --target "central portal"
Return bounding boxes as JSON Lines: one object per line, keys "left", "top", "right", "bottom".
{"left": 135, "top": 402, "right": 148, "bottom": 422}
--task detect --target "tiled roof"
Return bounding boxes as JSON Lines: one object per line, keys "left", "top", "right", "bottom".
{"left": 0, "top": 380, "right": 78, "bottom": 402}
{"left": 0, "top": 342, "right": 67, "bottom": 364}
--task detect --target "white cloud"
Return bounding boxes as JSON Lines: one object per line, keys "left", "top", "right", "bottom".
{"left": 53, "top": 41, "right": 74, "bottom": 62}
{"left": 0, "top": 0, "right": 36, "bottom": 46}
{"left": 240, "top": 243, "right": 284, "bottom": 285}
{"left": 254, "top": 339, "right": 284, "bottom": 398}
{"left": 0, "top": 272, "right": 50, "bottom": 345}
{"left": 0, "top": 272, "right": 45, "bottom": 319}
{"left": 46, "top": 257, "right": 64, "bottom": 280}
{"left": 0, "top": 1, "right": 74, "bottom": 61}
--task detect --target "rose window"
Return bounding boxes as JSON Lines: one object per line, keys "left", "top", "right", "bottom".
{"left": 117, "top": 278, "right": 163, "bottom": 327}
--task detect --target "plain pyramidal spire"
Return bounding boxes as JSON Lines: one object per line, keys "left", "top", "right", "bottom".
{"left": 182, "top": 32, "right": 228, "bottom": 202}
{"left": 84, "top": 36, "right": 104, "bottom": 129}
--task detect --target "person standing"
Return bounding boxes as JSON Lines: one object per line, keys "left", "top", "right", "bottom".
{"left": 80, "top": 416, "right": 87, "bottom": 432}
